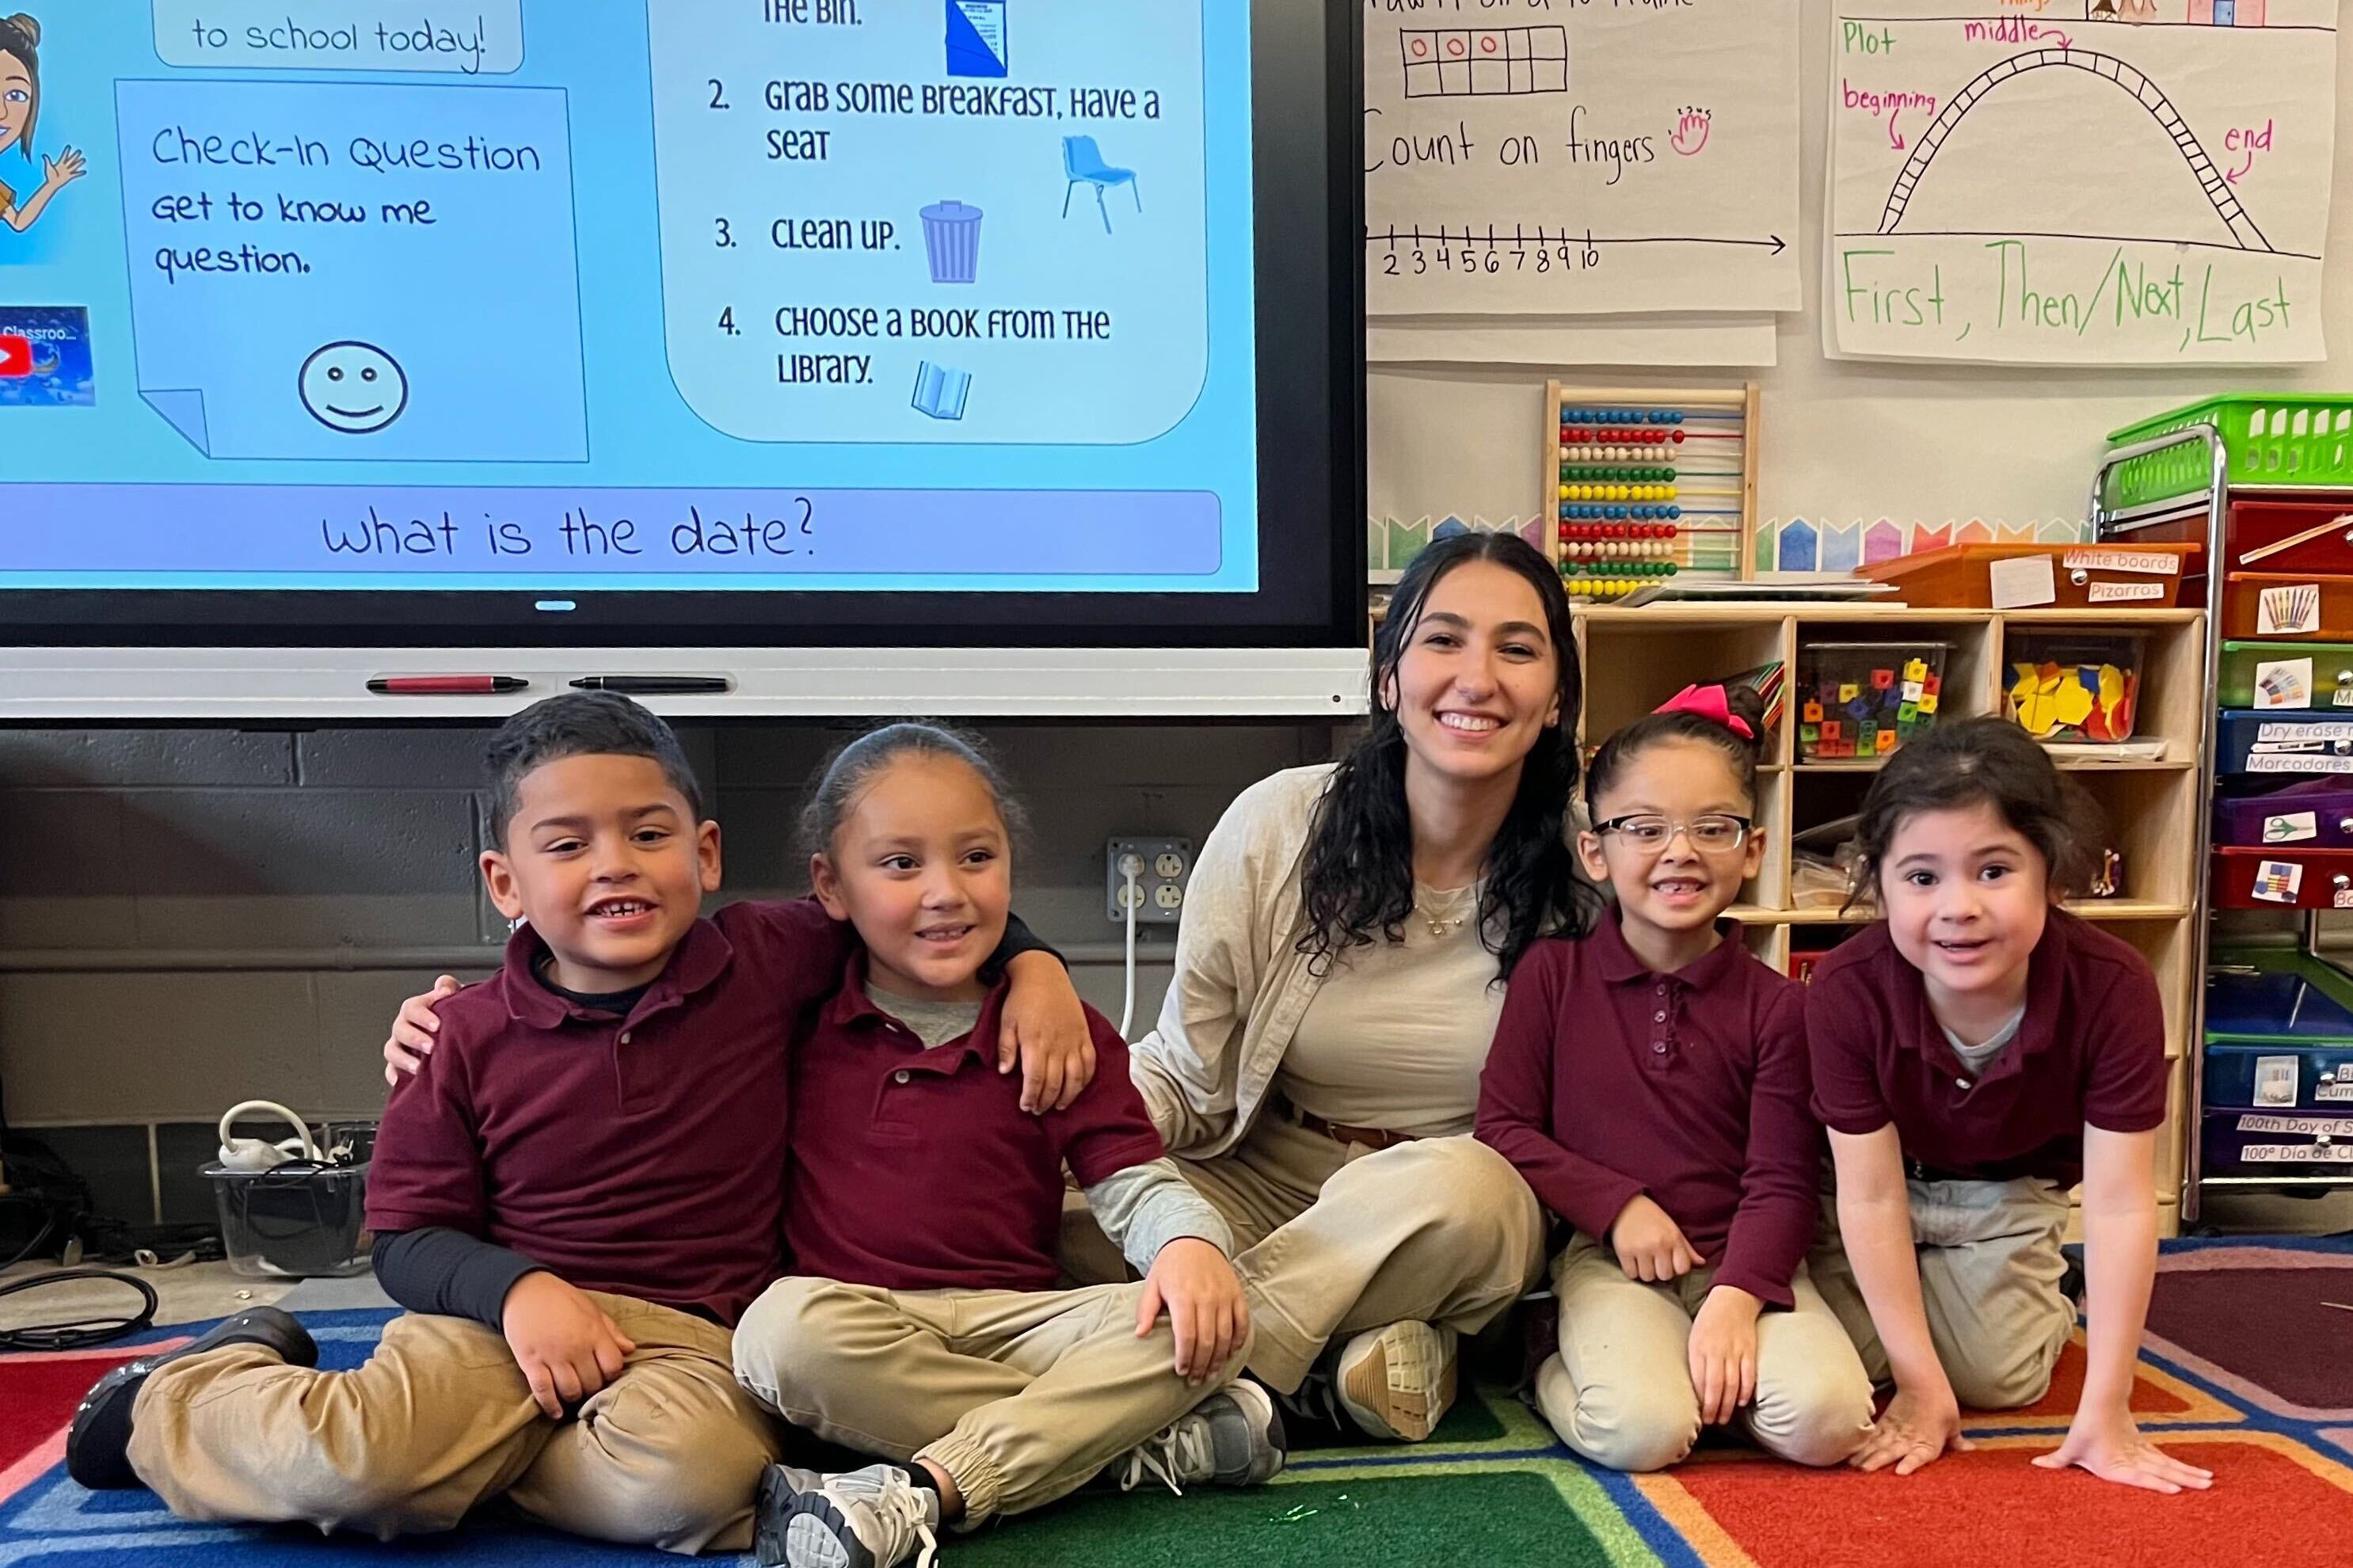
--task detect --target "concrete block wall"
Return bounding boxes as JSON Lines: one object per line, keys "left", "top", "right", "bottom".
{"left": 0, "top": 721, "right": 1338, "bottom": 1227}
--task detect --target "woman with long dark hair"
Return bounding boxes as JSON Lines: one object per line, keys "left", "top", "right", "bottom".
{"left": 1091, "top": 532, "right": 1599, "bottom": 1441}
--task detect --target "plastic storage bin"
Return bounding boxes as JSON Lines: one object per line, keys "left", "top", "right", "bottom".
{"left": 2104, "top": 395, "right": 2353, "bottom": 512}
{"left": 2212, "top": 845, "right": 2353, "bottom": 909}
{"left": 2222, "top": 574, "right": 2353, "bottom": 640}
{"left": 1796, "top": 641, "right": 1951, "bottom": 761}
{"left": 2005, "top": 632, "right": 2143, "bottom": 743}
{"left": 2218, "top": 640, "right": 2353, "bottom": 709}
{"left": 2221, "top": 500, "right": 2353, "bottom": 575}
{"left": 2217, "top": 710, "right": 2353, "bottom": 774}
{"left": 1860, "top": 543, "right": 2194, "bottom": 609}
{"left": 2214, "top": 780, "right": 2353, "bottom": 848}
{"left": 205, "top": 1152, "right": 372, "bottom": 1279}
{"left": 2201, "top": 951, "right": 2353, "bottom": 1172}
{"left": 2202, "top": 1107, "right": 2353, "bottom": 1175}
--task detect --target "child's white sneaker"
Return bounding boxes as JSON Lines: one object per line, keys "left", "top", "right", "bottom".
{"left": 1117, "top": 1380, "right": 1288, "bottom": 1494}
{"left": 753, "top": 1462, "right": 939, "bottom": 1568}
{"left": 1334, "top": 1319, "right": 1458, "bottom": 1441}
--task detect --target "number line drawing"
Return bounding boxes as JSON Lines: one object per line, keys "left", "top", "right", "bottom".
{"left": 1365, "top": 224, "right": 1788, "bottom": 254}
{"left": 1876, "top": 47, "right": 2275, "bottom": 250}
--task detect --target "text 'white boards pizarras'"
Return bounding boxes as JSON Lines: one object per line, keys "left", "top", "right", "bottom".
{"left": 1362, "top": 0, "right": 1802, "bottom": 320}
{"left": 1826, "top": 0, "right": 2340, "bottom": 365}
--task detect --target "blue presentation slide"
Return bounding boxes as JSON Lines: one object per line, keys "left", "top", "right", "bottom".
{"left": 0, "top": 1, "right": 1257, "bottom": 593}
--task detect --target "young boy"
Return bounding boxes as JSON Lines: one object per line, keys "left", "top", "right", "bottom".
{"left": 65, "top": 693, "right": 1082, "bottom": 1555}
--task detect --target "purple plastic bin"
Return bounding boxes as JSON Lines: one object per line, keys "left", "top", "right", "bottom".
{"left": 2215, "top": 779, "right": 2353, "bottom": 849}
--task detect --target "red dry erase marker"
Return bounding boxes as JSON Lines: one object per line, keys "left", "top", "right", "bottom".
{"left": 367, "top": 676, "right": 531, "bottom": 695}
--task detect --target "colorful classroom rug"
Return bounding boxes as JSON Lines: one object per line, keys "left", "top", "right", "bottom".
{"left": 3, "top": 1239, "right": 2349, "bottom": 1568}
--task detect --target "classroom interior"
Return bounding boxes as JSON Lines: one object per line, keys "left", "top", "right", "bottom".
{"left": 6, "top": 1, "right": 2353, "bottom": 1564}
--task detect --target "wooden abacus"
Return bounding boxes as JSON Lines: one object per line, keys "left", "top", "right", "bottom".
{"left": 1544, "top": 382, "right": 1761, "bottom": 602}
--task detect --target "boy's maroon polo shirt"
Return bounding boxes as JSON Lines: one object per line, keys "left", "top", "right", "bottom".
{"left": 1807, "top": 908, "right": 2168, "bottom": 1186}
{"left": 366, "top": 899, "right": 847, "bottom": 1325}
{"left": 1477, "top": 913, "right": 1818, "bottom": 1307}
{"left": 786, "top": 952, "right": 1163, "bottom": 1292}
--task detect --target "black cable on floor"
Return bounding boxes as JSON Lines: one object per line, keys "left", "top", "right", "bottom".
{"left": 0, "top": 1210, "right": 55, "bottom": 1274}
{"left": 0, "top": 1268, "right": 160, "bottom": 1352}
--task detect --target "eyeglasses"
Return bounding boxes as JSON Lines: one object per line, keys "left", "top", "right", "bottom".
{"left": 1592, "top": 813, "right": 1753, "bottom": 853}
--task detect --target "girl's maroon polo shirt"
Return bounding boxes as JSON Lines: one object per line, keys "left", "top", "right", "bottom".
{"left": 785, "top": 953, "right": 1163, "bottom": 1293}
{"left": 1477, "top": 913, "right": 1819, "bottom": 1308}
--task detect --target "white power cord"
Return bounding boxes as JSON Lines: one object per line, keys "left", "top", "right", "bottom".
{"left": 215, "top": 1100, "right": 321, "bottom": 1173}
{"left": 1117, "top": 855, "right": 1143, "bottom": 1038}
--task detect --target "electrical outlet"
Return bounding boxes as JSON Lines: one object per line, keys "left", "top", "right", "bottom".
{"left": 1106, "top": 837, "right": 1191, "bottom": 923}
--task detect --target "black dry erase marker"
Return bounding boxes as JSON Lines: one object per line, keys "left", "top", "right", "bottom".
{"left": 569, "top": 676, "right": 735, "bottom": 695}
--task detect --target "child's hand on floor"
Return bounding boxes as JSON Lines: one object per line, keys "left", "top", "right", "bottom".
{"left": 383, "top": 974, "right": 463, "bottom": 1086}
{"left": 2033, "top": 1410, "right": 2214, "bottom": 1494}
{"left": 1608, "top": 1195, "right": 1705, "bottom": 1281}
{"left": 1852, "top": 1380, "right": 1970, "bottom": 1476}
{"left": 1688, "top": 1285, "right": 1761, "bottom": 1425}
{"left": 501, "top": 1272, "right": 638, "bottom": 1418}
{"left": 998, "top": 950, "right": 1097, "bottom": 1113}
{"left": 1137, "top": 1237, "right": 1247, "bottom": 1385}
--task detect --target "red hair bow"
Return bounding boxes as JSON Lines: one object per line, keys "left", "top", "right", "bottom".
{"left": 1654, "top": 683, "right": 1754, "bottom": 740}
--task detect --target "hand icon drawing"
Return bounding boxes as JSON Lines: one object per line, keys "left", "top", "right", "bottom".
{"left": 1670, "top": 108, "right": 1711, "bottom": 157}
{"left": 41, "top": 146, "right": 83, "bottom": 191}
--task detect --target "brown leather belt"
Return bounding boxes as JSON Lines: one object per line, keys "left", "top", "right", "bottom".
{"left": 1281, "top": 1097, "right": 1422, "bottom": 1152}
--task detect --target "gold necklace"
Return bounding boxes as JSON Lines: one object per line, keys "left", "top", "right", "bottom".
{"left": 1415, "top": 897, "right": 1470, "bottom": 939}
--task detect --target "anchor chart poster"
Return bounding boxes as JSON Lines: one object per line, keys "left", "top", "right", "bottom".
{"left": 1826, "top": 0, "right": 2339, "bottom": 364}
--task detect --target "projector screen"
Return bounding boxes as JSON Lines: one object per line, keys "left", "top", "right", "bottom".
{"left": 0, "top": 0, "right": 1360, "bottom": 651}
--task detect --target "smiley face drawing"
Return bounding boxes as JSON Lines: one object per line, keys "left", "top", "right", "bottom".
{"left": 299, "top": 341, "right": 408, "bottom": 435}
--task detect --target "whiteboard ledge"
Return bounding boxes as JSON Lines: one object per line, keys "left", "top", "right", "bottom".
{"left": 0, "top": 647, "right": 1375, "bottom": 721}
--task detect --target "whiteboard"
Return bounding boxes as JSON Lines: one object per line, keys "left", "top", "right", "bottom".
{"left": 1362, "top": 0, "right": 1803, "bottom": 321}
{"left": 1824, "top": 0, "right": 2340, "bottom": 364}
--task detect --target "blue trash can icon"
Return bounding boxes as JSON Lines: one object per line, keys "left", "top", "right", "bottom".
{"left": 921, "top": 201, "right": 984, "bottom": 284}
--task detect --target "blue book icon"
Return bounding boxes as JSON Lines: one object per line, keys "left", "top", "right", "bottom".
{"left": 946, "top": 0, "right": 1007, "bottom": 78}
{"left": 912, "top": 361, "right": 971, "bottom": 421}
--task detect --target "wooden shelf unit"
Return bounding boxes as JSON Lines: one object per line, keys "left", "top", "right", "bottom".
{"left": 1574, "top": 603, "right": 2203, "bottom": 1231}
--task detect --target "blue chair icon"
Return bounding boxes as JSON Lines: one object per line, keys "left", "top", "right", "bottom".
{"left": 1061, "top": 136, "right": 1140, "bottom": 234}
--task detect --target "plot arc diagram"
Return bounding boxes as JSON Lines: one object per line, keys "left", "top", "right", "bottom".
{"left": 1826, "top": 0, "right": 2337, "bottom": 364}
{"left": 1880, "top": 48, "right": 2271, "bottom": 252}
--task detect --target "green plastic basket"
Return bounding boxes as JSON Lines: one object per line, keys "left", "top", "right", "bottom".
{"left": 2104, "top": 394, "right": 2353, "bottom": 513}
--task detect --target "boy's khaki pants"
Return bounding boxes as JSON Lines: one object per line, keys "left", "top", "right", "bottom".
{"left": 1536, "top": 1235, "right": 1874, "bottom": 1472}
{"left": 1808, "top": 1175, "right": 2075, "bottom": 1411}
{"left": 1064, "top": 1116, "right": 1546, "bottom": 1394}
{"left": 126, "top": 1293, "right": 782, "bottom": 1555}
{"left": 730, "top": 1276, "right": 1247, "bottom": 1524}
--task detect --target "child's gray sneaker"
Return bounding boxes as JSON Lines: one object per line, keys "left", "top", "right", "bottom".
{"left": 1117, "top": 1379, "right": 1288, "bottom": 1495}
{"left": 753, "top": 1462, "right": 939, "bottom": 1568}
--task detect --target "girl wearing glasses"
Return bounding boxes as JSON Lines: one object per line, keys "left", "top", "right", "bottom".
{"left": 1477, "top": 685, "right": 1873, "bottom": 1471}
{"left": 1807, "top": 720, "right": 2208, "bottom": 1494}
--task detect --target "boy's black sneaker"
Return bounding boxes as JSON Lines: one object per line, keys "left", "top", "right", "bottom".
{"left": 67, "top": 1306, "right": 318, "bottom": 1490}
